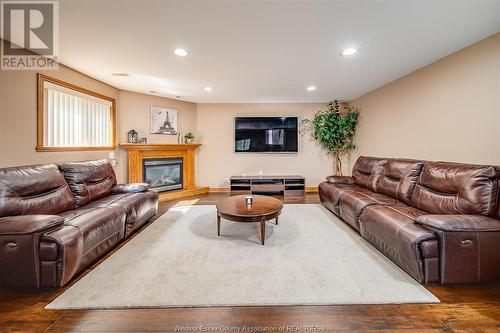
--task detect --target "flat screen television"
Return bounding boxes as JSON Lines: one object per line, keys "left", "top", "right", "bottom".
{"left": 234, "top": 117, "right": 298, "bottom": 153}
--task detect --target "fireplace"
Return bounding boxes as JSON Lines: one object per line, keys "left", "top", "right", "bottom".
{"left": 121, "top": 143, "right": 208, "bottom": 201}
{"left": 143, "top": 158, "right": 183, "bottom": 192}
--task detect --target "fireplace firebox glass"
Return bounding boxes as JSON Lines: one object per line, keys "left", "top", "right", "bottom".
{"left": 143, "top": 158, "right": 183, "bottom": 192}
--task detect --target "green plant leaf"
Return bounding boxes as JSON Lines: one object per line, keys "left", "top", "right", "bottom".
{"left": 302, "top": 100, "right": 359, "bottom": 156}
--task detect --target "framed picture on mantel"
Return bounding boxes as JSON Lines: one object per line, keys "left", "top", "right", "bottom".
{"left": 150, "top": 106, "right": 178, "bottom": 135}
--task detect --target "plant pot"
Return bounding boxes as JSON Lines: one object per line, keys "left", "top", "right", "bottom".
{"left": 185, "top": 138, "right": 193, "bottom": 144}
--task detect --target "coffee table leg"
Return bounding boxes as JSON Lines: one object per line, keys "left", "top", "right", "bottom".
{"left": 217, "top": 214, "right": 221, "bottom": 236}
{"left": 275, "top": 216, "right": 279, "bottom": 225}
{"left": 260, "top": 221, "right": 265, "bottom": 245}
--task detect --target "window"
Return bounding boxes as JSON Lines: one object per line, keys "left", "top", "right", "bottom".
{"left": 37, "top": 74, "right": 116, "bottom": 151}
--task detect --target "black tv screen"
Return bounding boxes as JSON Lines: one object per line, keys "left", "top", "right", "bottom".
{"left": 234, "top": 117, "right": 298, "bottom": 153}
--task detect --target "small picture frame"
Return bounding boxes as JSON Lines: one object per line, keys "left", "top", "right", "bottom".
{"left": 150, "top": 107, "right": 178, "bottom": 135}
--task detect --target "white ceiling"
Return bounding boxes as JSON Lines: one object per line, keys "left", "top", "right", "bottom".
{"left": 58, "top": 0, "right": 500, "bottom": 103}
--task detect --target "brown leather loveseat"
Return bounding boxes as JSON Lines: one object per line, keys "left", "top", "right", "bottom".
{"left": 319, "top": 156, "right": 500, "bottom": 285}
{"left": 0, "top": 160, "right": 159, "bottom": 288}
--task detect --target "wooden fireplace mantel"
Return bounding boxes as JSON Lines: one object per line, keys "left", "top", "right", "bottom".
{"left": 120, "top": 143, "right": 201, "bottom": 151}
{"left": 120, "top": 143, "right": 208, "bottom": 202}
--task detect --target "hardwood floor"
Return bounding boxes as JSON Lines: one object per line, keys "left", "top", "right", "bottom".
{"left": 1, "top": 193, "right": 499, "bottom": 333}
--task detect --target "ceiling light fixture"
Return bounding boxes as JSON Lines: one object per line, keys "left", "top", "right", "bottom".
{"left": 174, "top": 48, "right": 188, "bottom": 56}
{"left": 341, "top": 48, "right": 358, "bottom": 56}
{"left": 204, "top": 86, "right": 212, "bottom": 92}
{"left": 306, "top": 86, "right": 316, "bottom": 91}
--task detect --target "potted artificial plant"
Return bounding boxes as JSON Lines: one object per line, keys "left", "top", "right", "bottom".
{"left": 184, "top": 132, "right": 195, "bottom": 144}
{"left": 303, "top": 100, "right": 359, "bottom": 176}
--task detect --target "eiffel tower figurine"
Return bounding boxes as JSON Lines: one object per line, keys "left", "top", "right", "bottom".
{"left": 157, "top": 112, "right": 177, "bottom": 135}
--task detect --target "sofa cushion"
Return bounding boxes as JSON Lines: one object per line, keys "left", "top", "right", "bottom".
{"left": 359, "top": 205, "right": 435, "bottom": 282}
{"left": 58, "top": 160, "right": 117, "bottom": 207}
{"left": 39, "top": 241, "right": 58, "bottom": 261}
{"left": 420, "top": 239, "right": 438, "bottom": 258}
{"left": 377, "top": 159, "right": 424, "bottom": 204}
{"left": 60, "top": 207, "right": 125, "bottom": 256}
{"left": 338, "top": 187, "right": 403, "bottom": 230}
{"left": 352, "top": 156, "right": 387, "bottom": 192}
{"left": 0, "top": 164, "right": 75, "bottom": 217}
{"left": 410, "top": 162, "right": 499, "bottom": 216}
{"left": 85, "top": 191, "right": 159, "bottom": 238}
{"left": 41, "top": 225, "right": 84, "bottom": 287}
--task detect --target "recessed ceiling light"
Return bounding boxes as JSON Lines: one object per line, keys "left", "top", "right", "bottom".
{"left": 111, "top": 72, "right": 130, "bottom": 77}
{"left": 204, "top": 86, "right": 212, "bottom": 92}
{"left": 306, "top": 86, "right": 316, "bottom": 91}
{"left": 341, "top": 48, "right": 358, "bottom": 56}
{"left": 174, "top": 48, "right": 188, "bottom": 56}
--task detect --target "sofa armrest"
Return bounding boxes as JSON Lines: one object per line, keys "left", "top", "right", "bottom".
{"left": 0, "top": 215, "right": 64, "bottom": 288}
{"left": 112, "top": 183, "right": 150, "bottom": 194}
{"left": 416, "top": 214, "right": 500, "bottom": 284}
{"left": 0, "top": 215, "right": 64, "bottom": 235}
{"left": 416, "top": 215, "right": 500, "bottom": 232}
{"left": 325, "top": 176, "right": 355, "bottom": 185}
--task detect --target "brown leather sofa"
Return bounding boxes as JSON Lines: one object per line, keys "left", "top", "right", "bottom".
{"left": 319, "top": 156, "right": 500, "bottom": 285}
{"left": 0, "top": 160, "right": 159, "bottom": 288}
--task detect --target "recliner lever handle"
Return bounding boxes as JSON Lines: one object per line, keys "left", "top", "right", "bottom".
{"left": 5, "top": 242, "right": 17, "bottom": 248}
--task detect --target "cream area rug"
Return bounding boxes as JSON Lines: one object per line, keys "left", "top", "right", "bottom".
{"left": 46, "top": 204, "right": 439, "bottom": 309}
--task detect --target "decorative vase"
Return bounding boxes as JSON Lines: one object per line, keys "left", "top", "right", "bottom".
{"left": 185, "top": 138, "right": 193, "bottom": 144}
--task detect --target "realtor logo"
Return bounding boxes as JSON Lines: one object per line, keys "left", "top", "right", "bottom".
{"left": 1, "top": 0, "right": 59, "bottom": 70}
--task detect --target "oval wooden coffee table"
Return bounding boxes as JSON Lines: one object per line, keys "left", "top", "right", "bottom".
{"left": 216, "top": 195, "right": 284, "bottom": 245}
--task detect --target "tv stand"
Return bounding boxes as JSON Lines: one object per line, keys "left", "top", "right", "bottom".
{"left": 229, "top": 175, "right": 305, "bottom": 198}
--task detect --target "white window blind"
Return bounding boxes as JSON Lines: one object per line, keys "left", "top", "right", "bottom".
{"left": 43, "top": 82, "right": 113, "bottom": 147}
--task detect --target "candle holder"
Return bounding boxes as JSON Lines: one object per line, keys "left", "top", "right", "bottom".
{"left": 245, "top": 195, "right": 253, "bottom": 205}
{"left": 127, "top": 129, "right": 139, "bottom": 143}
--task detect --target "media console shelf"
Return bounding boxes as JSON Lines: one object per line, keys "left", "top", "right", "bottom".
{"left": 230, "top": 175, "right": 305, "bottom": 198}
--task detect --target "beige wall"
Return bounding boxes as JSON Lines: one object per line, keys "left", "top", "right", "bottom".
{"left": 0, "top": 66, "right": 197, "bottom": 183}
{"left": 2, "top": 33, "right": 498, "bottom": 187}
{"left": 0, "top": 65, "right": 120, "bottom": 174}
{"left": 116, "top": 90, "right": 197, "bottom": 182}
{"left": 350, "top": 33, "right": 500, "bottom": 169}
{"left": 195, "top": 103, "right": 333, "bottom": 188}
